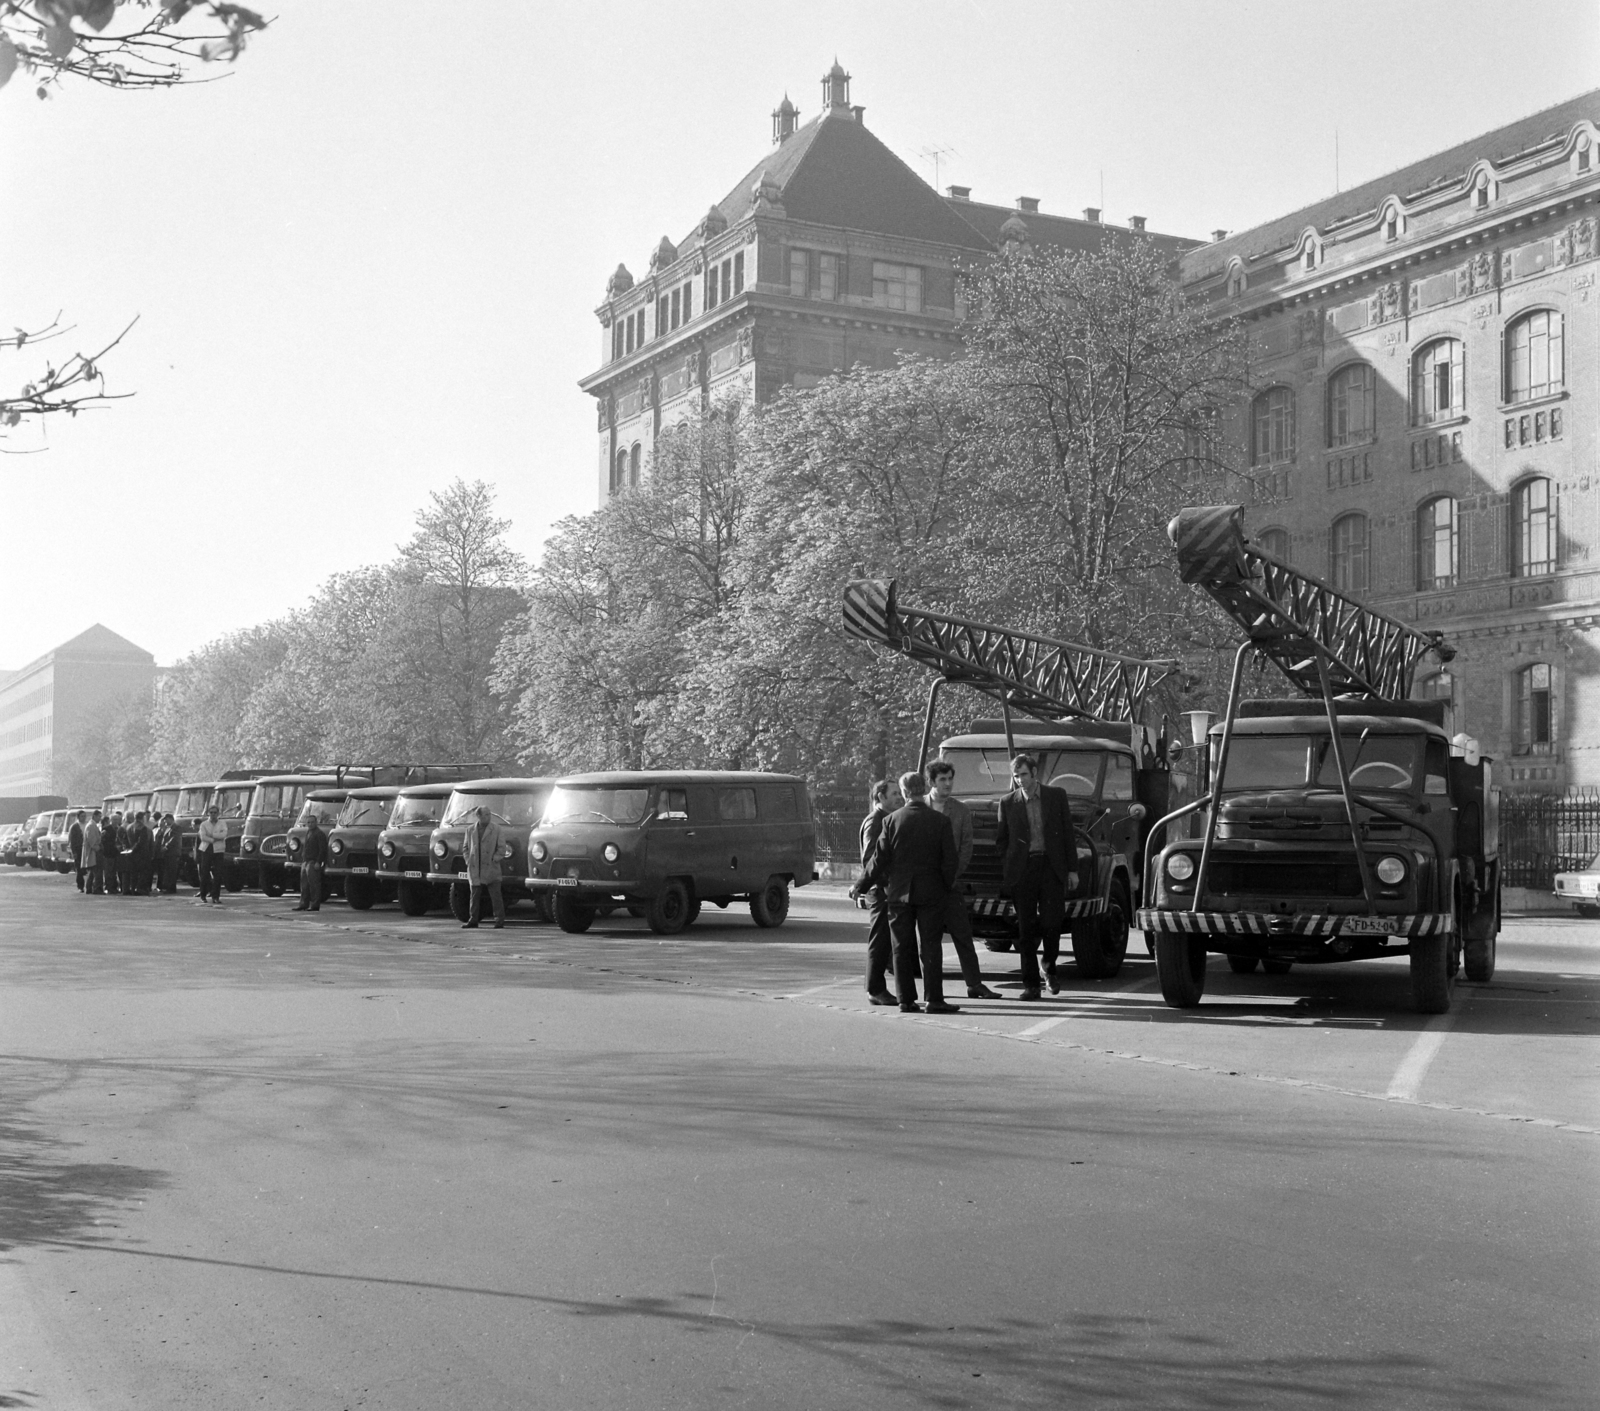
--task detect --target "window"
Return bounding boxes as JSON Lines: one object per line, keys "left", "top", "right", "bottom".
{"left": 716, "top": 787, "right": 758, "bottom": 821}
{"left": 1226, "top": 263, "right": 1245, "bottom": 298}
{"left": 872, "top": 261, "right": 922, "bottom": 312}
{"left": 628, "top": 443, "right": 642, "bottom": 488}
{"left": 681, "top": 281, "right": 693, "bottom": 321}
{"left": 816, "top": 252, "right": 838, "bottom": 300}
{"left": 759, "top": 786, "right": 798, "bottom": 821}
{"left": 611, "top": 321, "right": 623, "bottom": 361}
{"left": 721, "top": 258, "right": 733, "bottom": 303}
{"left": 789, "top": 249, "right": 808, "bottom": 298}
{"left": 1326, "top": 363, "right": 1375, "bottom": 447}
{"left": 1250, "top": 387, "right": 1295, "bottom": 465}
{"left": 733, "top": 251, "right": 744, "bottom": 294}
{"left": 1258, "top": 527, "right": 1289, "bottom": 560}
{"left": 1419, "top": 670, "right": 1453, "bottom": 702}
{"left": 1518, "top": 663, "right": 1553, "bottom": 753}
{"left": 1473, "top": 174, "right": 1490, "bottom": 209}
{"left": 657, "top": 295, "right": 668, "bottom": 338}
{"left": 670, "top": 287, "right": 681, "bottom": 330}
{"left": 1513, "top": 477, "right": 1555, "bottom": 577}
{"left": 1411, "top": 339, "right": 1464, "bottom": 424}
{"left": 707, "top": 264, "right": 720, "bottom": 308}
{"left": 611, "top": 448, "right": 627, "bottom": 494}
{"left": 1302, "top": 242, "right": 1317, "bottom": 272}
{"left": 625, "top": 312, "right": 636, "bottom": 355}
{"left": 1330, "top": 513, "right": 1369, "bottom": 592}
{"left": 1506, "top": 310, "right": 1563, "bottom": 403}
{"left": 1384, "top": 212, "right": 1398, "bottom": 242}
{"left": 1416, "top": 497, "right": 1457, "bottom": 590}
{"left": 658, "top": 788, "right": 689, "bottom": 821}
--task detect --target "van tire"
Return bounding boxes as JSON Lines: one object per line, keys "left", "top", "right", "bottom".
{"left": 345, "top": 875, "right": 375, "bottom": 911}
{"left": 1155, "top": 932, "right": 1207, "bottom": 1008}
{"left": 398, "top": 880, "right": 430, "bottom": 916}
{"left": 686, "top": 897, "right": 702, "bottom": 926}
{"left": 647, "top": 880, "right": 691, "bottom": 935}
{"left": 531, "top": 893, "right": 553, "bottom": 924}
{"left": 1227, "top": 954, "right": 1260, "bottom": 974}
{"left": 448, "top": 881, "right": 471, "bottom": 923}
{"left": 750, "top": 878, "right": 790, "bottom": 928}
{"left": 553, "top": 892, "right": 594, "bottom": 933}
{"left": 263, "top": 878, "right": 284, "bottom": 898}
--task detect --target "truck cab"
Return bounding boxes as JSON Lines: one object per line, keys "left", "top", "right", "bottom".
{"left": 205, "top": 780, "right": 257, "bottom": 892}
{"left": 173, "top": 781, "right": 218, "bottom": 885}
{"left": 241, "top": 774, "right": 353, "bottom": 895}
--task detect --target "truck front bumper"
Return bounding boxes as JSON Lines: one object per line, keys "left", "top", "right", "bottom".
{"left": 1137, "top": 909, "right": 1452, "bottom": 939}
{"left": 972, "top": 895, "right": 1107, "bottom": 922}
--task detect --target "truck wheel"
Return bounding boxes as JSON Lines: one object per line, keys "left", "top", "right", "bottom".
{"left": 1410, "top": 914, "right": 1457, "bottom": 1014}
{"left": 1155, "top": 931, "right": 1207, "bottom": 1008}
{"left": 1071, "top": 890, "right": 1129, "bottom": 979}
{"left": 1262, "top": 959, "right": 1292, "bottom": 975}
{"left": 1464, "top": 929, "right": 1496, "bottom": 982}
{"left": 553, "top": 892, "right": 594, "bottom": 933}
{"left": 750, "top": 877, "right": 790, "bottom": 928}
{"left": 1576, "top": 903, "right": 1600, "bottom": 919}
{"left": 223, "top": 870, "right": 242, "bottom": 893}
{"left": 647, "top": 880, "right": 691, "bottom": 935}
{"left": 345, "top": 875, "right": 375, "bottom": 911}
{"left": 449, "top": 881, "right": 471, "bottom": 923}
{"left": 626, "top": 903, "right": 646, "bottom": 918}
{"left": 397, "top": 880, "right": 430, "bottom": 916}
{"left": 1227, "top": 954, "right": 1259, "bottom": 974}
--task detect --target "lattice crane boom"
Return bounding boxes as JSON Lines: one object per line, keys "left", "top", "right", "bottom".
{"left": 842, "top": 578, "right": 1179, "bottom": 725}
{"left": 1168, "top": 505, "right": 1453, "bottom": 701}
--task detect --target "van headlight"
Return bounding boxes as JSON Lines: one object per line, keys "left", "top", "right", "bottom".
{"left": 531, "top": 841, "right": 547, "bottom": 862}
{"left": 379, "top": 841, "right": 395, "bottom": 858}
{"left": 329, "top": 838, "right": 344, "bottom": 855}
{"left": 1376, "top": 855, "right": 1407, "bottom": 885}
{"left": 602, "top": 843, "right": 619, "bottom": 863}
{"left": 242, "top": 837, "right": 257, "bottom": 853}
{"left": 431, "top": 840, "right": 447, "bottom": 858}
{"left": 1166, "top": 853, "right": 1195, "bottom": 882}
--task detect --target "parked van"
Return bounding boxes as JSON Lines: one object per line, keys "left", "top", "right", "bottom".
{"left": 172, "top": 781, "right": 218, "bottom": 885}
{"left": 147, "top": 785, "right": 182, "bottom": 825}
{"left": 38, "top": 809, "right": 72, "bottom": 871}
{"left": 427, "top": 778, "right": 558, "bottom": 922}
{"left": 122, "top": 789, "right": 153, "bottom": 824}
{"left": 241, "top": 773, "right": 354, "bottom": 894}
{"left": 525, "top": 770, "right": 816, "bottom": 935}
{"left": 377, "top": 783, "right": 460, "bottom": 916}
{"left": 322, "top": 786, "right": 402, "bottom": 910}
{"left": 207, "top": 778, "right": 262, "bottom": 892}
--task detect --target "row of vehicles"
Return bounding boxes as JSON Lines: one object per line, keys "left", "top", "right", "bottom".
{"left": 16, "top": 764, "right": 818, "bottom": 935}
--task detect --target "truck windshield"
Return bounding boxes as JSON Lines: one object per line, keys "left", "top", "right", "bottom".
{"left": 176, "top": 787, "right": 212, "bottom": 816}
{"left": 338, "top": 796, "right": 393, "bottom": 827}
{"left": 542, "top": 786, "right": 651, "bottom": 826}
{"left": 250, "top": 785, "right": 287, "bottom": 816}
{"left": 938, "top": 747, "right": 1104, "bottom": 798}
{"left": 1221, "top": 734, "right": 1424, "bottom": 793}
{"left": 213, "top": 788, "right": 252, "bottom": 819}
{"left": 443, "top": 789, "right": 550, "bottom": 828}
{"left": 296, "top": 798, "right": 343, "bottom": 827}
{"left": 390, "top": 795, "right": 446, "bottom": 828}
{"left": 149, "top": 789, "right": 180, "bottom": 815}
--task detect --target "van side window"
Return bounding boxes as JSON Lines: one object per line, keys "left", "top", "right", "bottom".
{"left": 658, "top": 788, "right": 689, "bottom": 821}
{"left": 717, "top": 788, "right": 758, "bottom": 821}
{"left": 1104, "top": 755, "right": 1134, "bottom": 800}
{"left": 760, "top": 787, "right": 798, "bottom": 821}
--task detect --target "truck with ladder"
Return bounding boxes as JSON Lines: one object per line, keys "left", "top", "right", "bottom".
{"left": 842, "top": 578, "right": 1191, "bottom": 979}
{"left": 1136, "top": 505, "right": 1501, "bottom": 1014}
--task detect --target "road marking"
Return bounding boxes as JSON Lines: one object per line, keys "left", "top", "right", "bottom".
{"left": 1386, "top": 1010, "right": 1459, "bottom": 1100}
{"left": 1017, "top": 1015, "right": 1071, "bottom": 1038}
{"left": 782, "top": 977, "right": 853, "bottom": 999}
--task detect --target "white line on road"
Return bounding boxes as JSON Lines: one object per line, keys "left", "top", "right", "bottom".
{"left": 1017, "top": 1015, "right": 1071, "bottom": 1038}
{"left": 1386, "top": 1010, "right": 1459, "bottom": 1100}
{"left": 782, "top": 977, "right": 853, "bottom": 999}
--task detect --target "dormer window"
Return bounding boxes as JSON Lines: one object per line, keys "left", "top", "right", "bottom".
{"left": 1384, "top": 213, "right": 1398, "bottom": 242}
{"left": 1578, "top": 132, "right": 1593, "bottom": 173}
{"left": 1302, "top": 243, "right": 1317, "bottom": 272}
{"left": 1473, "top": 172, "right": 1491, "bottom": 209}
{"left": 1226, "top": 261, "right": 1245, "bottom": 298}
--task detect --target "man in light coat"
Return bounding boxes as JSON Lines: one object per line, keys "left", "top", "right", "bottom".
{"left": 461, "top": 805, "right": 506, "bottom": 929}
{"left": 82, "top": 811, "right": 103, "bottom": 894}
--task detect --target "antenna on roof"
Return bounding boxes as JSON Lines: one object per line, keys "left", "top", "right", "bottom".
{"left": 919, "top": 144, "right": 957, "bottom": 189}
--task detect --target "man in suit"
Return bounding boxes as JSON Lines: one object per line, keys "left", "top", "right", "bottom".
{"left": 994, "top": 753, "right": 1079, "bottom": 1001}
{"left": 848, "top": 778, "right": 901, "bottom": 1004}
{"left": 927, "top": 761, "right": 1001, "bottom": 1000}
{"left": 859, "top": 770, "right": 960, "bottom": 1014}
{"left": 68, "top": 811, "right": 86, "bottom": 891}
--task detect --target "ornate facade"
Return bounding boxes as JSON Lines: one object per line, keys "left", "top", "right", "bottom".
{"left": 1180, "top": 91, "right": 1600, "bottom": 789}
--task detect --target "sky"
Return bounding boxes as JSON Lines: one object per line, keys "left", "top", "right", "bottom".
{"left": 3, "top": 0, "right": 1596, "bottom": 671}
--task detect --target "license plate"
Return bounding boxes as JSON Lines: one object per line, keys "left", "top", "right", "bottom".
{"left": 404, "top": 870, "right": 422, "bottom": 878}
{"left": 1341, "top": 916, "right": 1398, "bottom": 935}
{"left": 352, "top": 867, "right": 370, "bottom": 875}
{"left": 556, "top": 876, "right": 578, "bottom": 887}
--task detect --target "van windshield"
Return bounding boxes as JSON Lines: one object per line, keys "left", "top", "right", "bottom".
{"left": 295, "top": 797, "right": 343, "bottom": 827}
{"left": 443, "top": 789, "right": 550, "bottom": 828}
{"left": 338, "top": 795, "right": 393, "bottom": 828}
{"left": 212, "top": 788, "right": 252, "bottom": 819}
{"left": 938, "top": 747, "right": 1105, "bottom": 798}
{"left": 390, "top": 795, "right": 446, "bottom": 828}
{"left": 1221, "top": 734, "right": 1424, "bottom": 793}
{"left": 542, "top": 786, "right": 651, "bottom": 826}
{"left": 176, "top": 787, "right": 212, "bottom": 816}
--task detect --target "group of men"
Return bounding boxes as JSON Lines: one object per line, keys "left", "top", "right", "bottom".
{"left": 850, "top": 752, "right": 1077, "bottom": 1011}
{"left": 65, "top": 808, "right": 185, "bottom": 896}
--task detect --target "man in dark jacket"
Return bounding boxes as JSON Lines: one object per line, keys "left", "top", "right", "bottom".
{"left": 296, "top": 816, "right": 329, "bottom": 911}
{"left": 994, "top": 753, "right": 1078, "bottom": 1000}
{"left": 125, "top": 813, "right": 154, "bottom": 896}
{"left": 68, "top": 811, "right": 85, "bottom": 891}
{"left": 848, "top": 778, "right": 901, "bottom": 1003}
{"left": 859, "top": 770, "right": 960, "bottom": 1014}
{"left": 101, "top": 814, "right": 122, "bottom": 894}
{"left": 155, "top": 814, "right": 182, "bottom": 894}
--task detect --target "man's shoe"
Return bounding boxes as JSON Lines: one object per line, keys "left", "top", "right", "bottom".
{"left": 924, "top": 1001, "right": 962, "bottom": 1014}
{"left": 967, "top": 984, "right": 1001, "bottom": 1000}
{"left": 867, "top": 992, "right": 898, "bottom": 1006}
{"left": 492, "top": 921, "right": 504, "bottom": 929}
{"left": 1045, "top": 966, "right": 1062, "bottom": 995}
{"left": 1018, "top": 986, "right": 1042, "bottom": 1001}
{"left": 898, "top": 1002, "right": 923, "bottom": 1013}
{"left": 461, "top": 921, "right": 478, "bottom": 929}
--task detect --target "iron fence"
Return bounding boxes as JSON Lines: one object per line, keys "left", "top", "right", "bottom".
{"left": 814, "top": 811, "right": 863, "bottom": 868}
{"left": 1500, "top": 791, "right": 1600, "bottom": 889}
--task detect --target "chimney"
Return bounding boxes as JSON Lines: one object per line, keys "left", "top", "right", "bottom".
{"left": 1212, "top": 229, "right": 1229, "bottom": 242}
{"left": 1129, "top": 215, "right": 1146, "bottom": 231}
{"left": 850, "top": 104, "right": 866, "bottom": 125}
{"left": 947, "top": 185, "right": 972, "bottom": 201}
{"left": 1082, "top": 207, "right": 1101, "bottom": 223}
{"left": 1016, "top": 196, "right": 1040, "bottom": 214}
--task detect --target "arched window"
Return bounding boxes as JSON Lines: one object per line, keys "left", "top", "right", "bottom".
{"left": 1419, "top": 670, "right": 1454, "bottom": 703}
{"left": 1513, "top": 477, "right": 1555, "bottom": 577}
{"left": 1416, "top": 497, "right": 1457, "bottom": 590}
{"left": 628, "top": 443, "right": 642, "bottom": 488}
{"left": 1411, "top": 338, "right": 1464, "bottom": 424}
{"left": 1518, "top": 663, "right": 1553, "bottom": 753}
{"left": 1330, "top": 513, "right": 1369, "bottom": 593}
{"left": 1250, "top": 387, "right": 1295, "bottom": 466}
{"left": 1506, "top": 310, "right": 1564, "bottom": 403}
{"left": 1327, "top": 363, "right": 1375, "bottom": 447}
{"left": 611, "top": 448, "right": 628, "bottom": 494}
{"left": 1257, "top": 527, "right": 1289, "bottom": 560}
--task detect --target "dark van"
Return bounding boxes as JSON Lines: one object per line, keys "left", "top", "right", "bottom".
{"left": 525, "top": 770, "right": 816, "bottom": 936}
{"left": 243, "top": 773, "right": 356, "bottom": 894}
{"left": 206, "top": 779, "right": 258, "bottom": 892}
{"left": 282, "top": 786, "right": 353, "bottom": 901}
{"left": 377, "top": 782, "right": 464, "bottom": 916}
{"left": 323, "top": 786, "right": 400, "bottom": 910}
{"left": 426, "top": 778, "right": 557, "bottom": 923}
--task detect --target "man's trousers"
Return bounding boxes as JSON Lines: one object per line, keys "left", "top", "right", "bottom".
{"left": 889, "top": 899, "right": 947, "bottom": 1006}
{"left": 1012, "top": 855, "right": 1065, "bottom": 988}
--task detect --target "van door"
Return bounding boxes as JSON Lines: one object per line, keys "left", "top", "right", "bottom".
{"left": 644, "top": 786, "right": 699, "bottom": 896}
{"left": 714, "top": 784, "right": 760, "bottom": 894}
{"left": 758, "top": 783, "right": 805, "bottom": 882}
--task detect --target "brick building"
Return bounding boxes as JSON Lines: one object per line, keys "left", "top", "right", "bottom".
{"left": 1180, "top": 92, "right": 1600, "bottom": 790}
{"left": 581, "top": 62, "right": 1196, "bottom": 501}
{"left": 0, "top": 625, "right": 156, "bottom": 799}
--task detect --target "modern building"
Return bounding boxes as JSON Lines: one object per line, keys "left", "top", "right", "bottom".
{"left": 0, "top": 624, "right": 156, "bottom": 798}
{"left": 1180, "top": 91, "right": 1600, "bottom": 790}
{"left": 581, "top": 62, "right": 1197, "bottom": 501}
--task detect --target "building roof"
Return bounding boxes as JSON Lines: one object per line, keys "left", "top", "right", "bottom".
{"left": 1183, "top": 88, "right": 1600, "bottom": 282}
{"left": 946, "top": 198, "right": 1199, "bottom": 258}
{"left": 2, "top": 623, "right": 155, "bottom": 684}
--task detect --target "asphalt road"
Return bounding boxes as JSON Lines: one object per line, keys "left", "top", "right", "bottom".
{"left": 2, "top": 868, "right": 1596, "bottom": 1410}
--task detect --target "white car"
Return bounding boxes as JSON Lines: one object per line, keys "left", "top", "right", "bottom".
{"left": 1553, "top": 854, "right": 1600, "bottom": 917}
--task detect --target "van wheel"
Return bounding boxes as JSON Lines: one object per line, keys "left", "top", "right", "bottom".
{"left": 397, "top": 880, "right": 430, "bottom": 916}
{"left": 626, "top": 903, "right": 646, "bottom": 918}
{"left": 263, "top": 878, "right": 284, "bottom": 898}
{"left": 531, "top": 893, "right": 553, "bottom": 924}
{"left": 750, "top": 877, "right": 790, "bottom": 928}
{"left": 1227, "top": 954, "right": 1260, "bottom": 974}
{"left": 686, "top": 897, "right": 702, "bottom": 925}
{"left": 223, "top": 871, "right": 242, "bottom": 893}
{"left": 1576, "top": 903, "right": 1600, "bottom": 919}
{"left": 1155, "top": 932, "right": 1207, "bottom": 1008}
{"left": 648, "top": 880, "right": 691, "bottom": 935}
{"left": 448, "top": 881, "right": 471, "bottom": 923}
{"left": 553, "top": 892, "right": 594, "bottom": 933}
{"left": 345, "top": 875, "right": 375, "bottom": 911}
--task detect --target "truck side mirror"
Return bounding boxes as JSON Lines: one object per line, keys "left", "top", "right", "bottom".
{"left": 1128, "top": 803, "right": 1147, "bottom": 821}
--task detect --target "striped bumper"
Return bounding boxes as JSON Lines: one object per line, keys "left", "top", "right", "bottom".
{"left": 972, "top": 895, "right": 1107, "bottom": 921}
{"left": 1136, "top": 909, "right": 1453, "bottom": 938}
